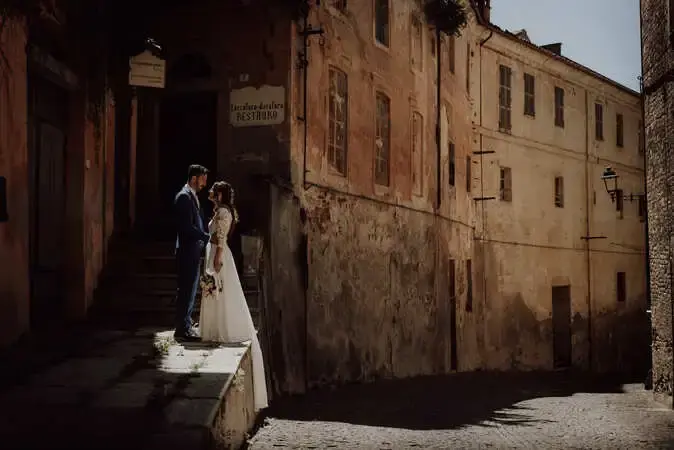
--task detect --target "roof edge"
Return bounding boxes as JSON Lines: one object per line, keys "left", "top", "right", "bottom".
{"left": 468, "top": 1, "right": 640, "bottom": 98}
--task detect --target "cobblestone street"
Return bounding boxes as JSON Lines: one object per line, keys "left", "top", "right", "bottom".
{"left": 248, "top": 372, "right": 674, "bottom": 449}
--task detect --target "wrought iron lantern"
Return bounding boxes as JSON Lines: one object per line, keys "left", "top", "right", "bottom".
{"left": 601, "top": 166, "right": 619, "bottom": 201}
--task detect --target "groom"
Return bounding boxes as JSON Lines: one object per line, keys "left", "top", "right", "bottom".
{"left": 174, "top": 164, "right": 210, "bottom": 341}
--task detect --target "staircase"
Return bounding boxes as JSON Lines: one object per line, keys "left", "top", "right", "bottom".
{"left": 92, "top": 233, "right": 263, "bottom": 330}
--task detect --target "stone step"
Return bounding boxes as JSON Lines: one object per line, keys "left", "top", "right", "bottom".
{"left": 96, "top": 289, "right": 261, "bottom": 312}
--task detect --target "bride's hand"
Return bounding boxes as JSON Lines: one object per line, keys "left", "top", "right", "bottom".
{"left": 214, "top": 258, "right": 223, "bottom": 272}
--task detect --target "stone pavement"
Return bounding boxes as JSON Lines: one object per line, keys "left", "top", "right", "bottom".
{"left": 0, "top": 327, "right": 249, "bottom": 450}
{"left": 248, "top": 372, "right": 674, "bottom": 449}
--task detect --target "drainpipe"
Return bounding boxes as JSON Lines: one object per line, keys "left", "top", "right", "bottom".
{"left": 478, "top": 29, "right": 493, "bottom": 346}
{"left": 583, "top": 89, "right": 593, "bottom": 371}
{"left": 296, "top": 3, "right": 324, "bottom": 392}
{"left": 435, "top": 27, "right": 442, "bottom": 211}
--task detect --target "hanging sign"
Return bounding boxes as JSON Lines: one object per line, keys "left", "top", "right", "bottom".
{"left": 129, "top": 51, "right": 166, "bottom": 89}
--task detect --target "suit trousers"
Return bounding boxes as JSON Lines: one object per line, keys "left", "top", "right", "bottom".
{"left": 175, "top": 242, "right": 203, "bottom": 334}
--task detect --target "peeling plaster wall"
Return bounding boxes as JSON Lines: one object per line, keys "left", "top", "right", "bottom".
{"left": 0, "top": 18, "right": 117, "bottom": 345}
{"left": 292, "top": 2, "right": 480, "bottom": 386}
{"left": 475, "top": 30, "right": 647, "bottom": 373}
{"left": 0, "top": 20, "right": 30, "bottom": 347}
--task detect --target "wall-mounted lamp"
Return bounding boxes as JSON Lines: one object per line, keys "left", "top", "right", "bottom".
{"left": 600, "top": 166, "right": 644, "bottom": 203}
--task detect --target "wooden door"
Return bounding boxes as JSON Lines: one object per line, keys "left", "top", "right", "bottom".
{"left": 31, "top": 121, "right": 66, "bottom": 324}
{"left": 552, "top": 285, "right": 572, "bottom": 369}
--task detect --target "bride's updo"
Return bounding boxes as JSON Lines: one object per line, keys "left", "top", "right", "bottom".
{"left": 210, "top": 181, "right": 240, "bottom": 224}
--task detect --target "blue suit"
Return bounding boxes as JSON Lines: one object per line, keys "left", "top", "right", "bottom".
{"left": 174, "top": 185, "right": 210, "bottom": 335}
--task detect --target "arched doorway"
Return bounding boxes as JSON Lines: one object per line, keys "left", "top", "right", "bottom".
{"left": 156, "top": 52, "right": 219, "bottom": 229}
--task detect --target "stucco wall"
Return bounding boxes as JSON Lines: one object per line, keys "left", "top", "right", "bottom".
{"left": 286, "top": 0, "right": 647, "bottom": 385}
{"left": 0, "top": 16, "right": 117, "bottom": 347}
{"left": 0, "top": 19, "right": 30, "bottom": 347}
{"left": 292, "top": 2, "right": 479, "bottom": 386}
{"left": 642, "top": 0, "right": 674, "bottom": 400}
{"left": 476, "top": 30, "right": 647, "bottom": 373}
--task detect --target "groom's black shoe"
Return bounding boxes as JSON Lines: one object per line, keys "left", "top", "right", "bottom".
{"left": 174, "top": 328, "right": 200, "bottom": 342}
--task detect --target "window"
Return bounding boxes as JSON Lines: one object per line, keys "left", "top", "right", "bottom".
{"left": 638, "top": 195, "right": 646, "bottom": 222}
{"left": 554, "top": 176, "right": 564, "bottom": 208}
{"left": 328, "top": 68, "right": 348, "bottom": 175}
{"left": 616, "top": 188, "right": 624, "bottom": 218}
{"left": 465, "top": 42, "right": 471, "bottom": 92}
{"left": 448, "top": 141, "right": 455, "bottom": 186}
{"left": 499, "top": 166, "right": 512, "bottom": 202}
{"left": 595, "top": 103, "right": 604, "bottom": 141}
{"left": 375, "top": 0, "right": 389, "bottom": 47}
{"left": 332, "top": 0, "right": 347, "bottom": 11}
{"left": 616, "top": 113, "right": 624, "bottom": 148}
{"left": 375, "top": 92, "right": 391, "bottom": 186}
{"left": 412, "top": 111, "right": 423, "bottom": 195}
{"left": 448, "top": 35, "right": 456, "bottom": 73}
{"left": 410, "top": 17, "right": 423, "bottom": 70}
{"left": 616, "top": 271, "right": 626, "bottom": 303}
{"left": 466, "top": 259, "right": 473, "bottom": 312}
{"left": 498, "top": 65, "right": 512, "bottom": 132}
{"left": 466, "top": 156, "right": 472, "bottom": 192}
{"left": 554, "top": 86, "right": 565, "bottom": 128}
{"left": 523, "top": 73, "right": 535, "bottom": 116}
{"left": 638, "top": 120, "right": 645, "bottom": 154}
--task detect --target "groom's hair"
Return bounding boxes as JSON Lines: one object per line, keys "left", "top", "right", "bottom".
{"left": 187, "top": 164, "right": 209, "bottom": 180}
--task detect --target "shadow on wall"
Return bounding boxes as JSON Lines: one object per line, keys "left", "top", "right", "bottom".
{"left": 265, "top": 371, "right": 643, "bottom": 431}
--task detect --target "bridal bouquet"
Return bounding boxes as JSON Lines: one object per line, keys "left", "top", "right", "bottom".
{"left": 200, "top": 273, "right": 223, "bottom": 297}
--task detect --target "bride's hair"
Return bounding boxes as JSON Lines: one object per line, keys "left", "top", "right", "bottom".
{"left": 211, "top": 181, "right": 240, "bottom": 224}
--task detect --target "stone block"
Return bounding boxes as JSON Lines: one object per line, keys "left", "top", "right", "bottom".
{"left": 164, "top": 397, "right": 221, "bottom": 427}
{"left": 94, "top": 382, "right": 155, "bottom": 408}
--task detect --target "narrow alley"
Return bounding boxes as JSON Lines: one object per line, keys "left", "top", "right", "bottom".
{"left": 248, "top": 373, "right": 674, "bottom": 449}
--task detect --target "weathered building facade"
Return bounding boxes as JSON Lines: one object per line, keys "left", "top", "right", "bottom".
{"left": 0, "top": 6, "right": 118, "bottom": 347}
{"left": 642, "top": 0, "right": 674, "bottom": 404}
{"left": 293, "top": 0, "right": 647, "bottom": 386}
{"left": 1, "top": 0, "right": 648, "bottom": 397}
{"left": 475, "top": 17, "right": 647, "bottom": 374}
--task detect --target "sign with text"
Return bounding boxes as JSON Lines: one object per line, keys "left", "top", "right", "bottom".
{"left": 229, "top": 85, "right": 285, "bottom": 127}
{"left": 129, "top": 51, "right": 166, "bottom": 89}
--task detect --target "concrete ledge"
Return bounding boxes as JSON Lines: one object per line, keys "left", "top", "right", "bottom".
{"left": 0, "top": 328, "right": 260, "bottom": 450}
{"left": 147, "top": 331, "right": 259, "bottom": 449}
{"left": 653, "top": 391, "right": 673, "bottom": 409}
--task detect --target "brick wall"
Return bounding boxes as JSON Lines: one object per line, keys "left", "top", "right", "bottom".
{"left": 642, "top": 0, "right": 674, "bottom": 400}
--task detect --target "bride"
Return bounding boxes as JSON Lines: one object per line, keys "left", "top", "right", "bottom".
{"left": 199, "top": 180, "right": 268, "bottom": 411}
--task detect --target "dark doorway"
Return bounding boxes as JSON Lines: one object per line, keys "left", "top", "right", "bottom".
{"left": 28, "top": 76, "right": 68, "bottom": 328}
{"left": 552, "top": 285, "right": 572, "bottom": 369}
{"left": 158, "top": 91, "right": 218, "bottom": 233}
{"left": 449, "top": 259, "right": 458, "bottom": 371}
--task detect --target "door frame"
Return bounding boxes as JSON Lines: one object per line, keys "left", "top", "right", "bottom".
{"left": 26, "top": 72, "right": 70, "bottom": 327}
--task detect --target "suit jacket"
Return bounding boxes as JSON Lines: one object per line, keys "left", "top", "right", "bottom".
{"left": 174, "top": 186, "right": 209, "bottom": 251}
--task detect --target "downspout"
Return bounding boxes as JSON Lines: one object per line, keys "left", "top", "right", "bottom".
{"left": 296, "top": 3, "right": 324, "bottom": 392}
{"left": 583, "top": 89, "right": 593, "bottom": 371}
{"left": 435, "top": 27, "right": 442, "bottom": 211}
{"left": 301, "top": 10, "right": 310, "bottom": 191}
{"left": 638, "top": 0, "right": 653, "bottom": 388}
{"left": 434, "top": 26, "right": 442, "bottom": 371}
{"left": 478, "top": 28, "right": 493, "bottom": 345}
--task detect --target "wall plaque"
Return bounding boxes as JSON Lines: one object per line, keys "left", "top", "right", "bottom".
{"left": 229, "top": 85, "right": 285, "bottom": 127}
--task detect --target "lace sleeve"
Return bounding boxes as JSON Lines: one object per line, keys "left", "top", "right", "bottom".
{"left": 214, "top": 207, "right": 232, "bottom": 246}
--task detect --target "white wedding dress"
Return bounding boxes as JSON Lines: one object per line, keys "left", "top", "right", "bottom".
{"left": 199, "top": 206, "right": 268, "bottom": 411}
